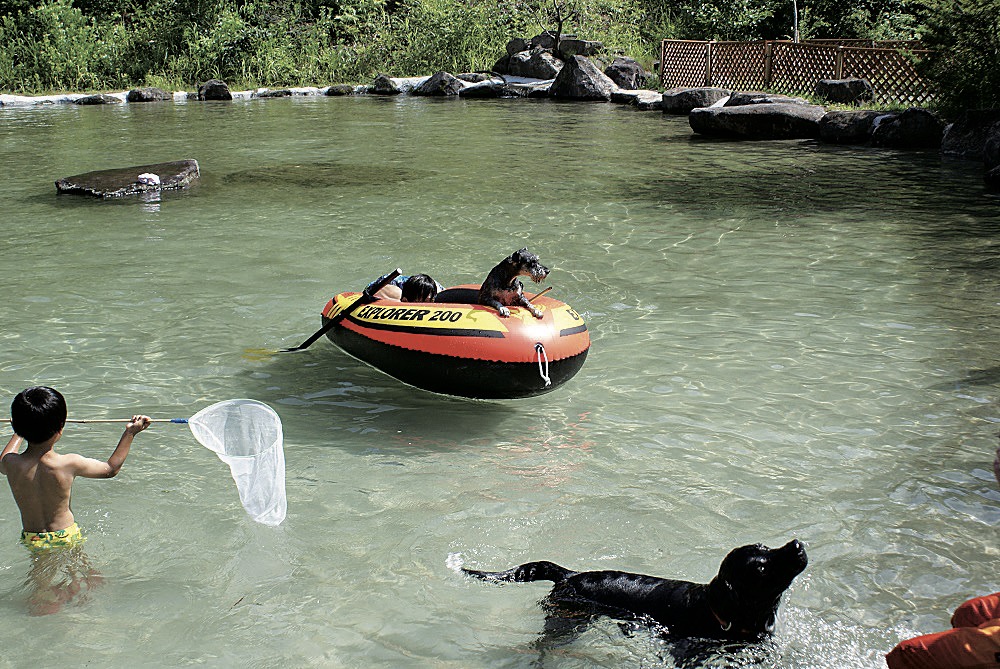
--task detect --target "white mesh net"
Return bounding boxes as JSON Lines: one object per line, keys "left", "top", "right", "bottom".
{"left": 187, "top": 399, "right": 286, "bottom": 526}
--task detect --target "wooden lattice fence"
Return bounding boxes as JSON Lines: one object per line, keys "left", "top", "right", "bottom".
{"left": 659, "top": 39, "right": 932, "bottom": 105}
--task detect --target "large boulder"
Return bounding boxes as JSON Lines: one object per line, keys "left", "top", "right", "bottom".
{"left": 940, "top": 109, "right": 1000, "bottom": 161}
{"left": 508, "top": 46, "right": 563, "bottom": 79}
{"left": 505, "top": 37, "right": 530, "bottom": 55}
{"left": 661, "top": 87, "right": 730, "bottom": 115}
{"left": 725, "top": 91, "right": 809, "bottom": 106}
{"left": 689, "top": 103, "right": 826, "bottom": 139}
{"left": 558, "top": 38, "right": 603, "bottom": 58}
{"left": 325, "top": 84, "right": 356, "bottom": 96}
{"left": 126, "top": 87, "right": 171, "bottom": 103}
{"left": 198, "top": 79, "right": 232, "bottom": 100}
{"left": 818, "top": 110, "right": 883, "bottom": 144}
{"left": 370, "top": 74, "right": 403, "bottom": 95}
{"left": 548, "top": 55, "right": 615, "bottom": 101}
{"left": 871, "top": 108, "right": 944, "bottom": 149}
{"left": 604, "top": 57, "right": 648, "bottom": 90}
{"left": 985, "top": 124, "right": 1000, "bottom": 191}
{"left": 528, "top": 31, "right": 559, "bottom": 50}
{"left": 55, "top": 159, "right": 200, "bottom": 198}
{"left": 610, "top": 89, "right": 662, "bottom": 110}
{"left": 74, "top": 94, "right": 121, "bottom": 105}
{"left": 985, "top": 124, "right": 1000, "bottom": 170}
{"left": 459, "top": 79, "right": 507, "bottom": 98}
{"left": 412, "top": 70, "right": 465, "bottom": 96}
{"left": 815, "top": 78, "right": 874, "bottom": 105}
{"left": 492, "top": 53, "right": 512, "bottom": 75}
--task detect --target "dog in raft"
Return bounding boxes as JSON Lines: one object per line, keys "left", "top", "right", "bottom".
{"left": 477, "top": 248, "right": 550, "bottom": 318}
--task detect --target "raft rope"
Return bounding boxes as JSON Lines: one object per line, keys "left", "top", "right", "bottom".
{"left": 535, "top": 342, "right": 552, "bottom": 387}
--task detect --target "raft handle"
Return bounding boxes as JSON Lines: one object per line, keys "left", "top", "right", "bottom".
{"left": 535, "top": 342, "right": 552, "bottom": 388}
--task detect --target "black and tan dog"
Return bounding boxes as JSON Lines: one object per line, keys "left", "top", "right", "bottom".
{"left": 478, "top": 248, "right": 549, "bottom": 318}
{"left": 462, "top": 539, "right": 807, "bottom": 642}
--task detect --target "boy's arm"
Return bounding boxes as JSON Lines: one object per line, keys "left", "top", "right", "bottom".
{"left": 72, "top": 415, "right": 151, "bottom": 479}
{"left": 0, "top": 434, "right": 24, "bottom": 474}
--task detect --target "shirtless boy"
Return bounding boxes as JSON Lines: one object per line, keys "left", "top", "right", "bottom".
{"left": 1, "top": 386, "right": 151, "bottom": 551}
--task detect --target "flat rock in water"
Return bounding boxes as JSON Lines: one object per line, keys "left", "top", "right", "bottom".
{"left": 55, "top": 159, "right": 200, "bottom": 197}
{"left": 690, "top": 103, "right": 826, "bottom": 140}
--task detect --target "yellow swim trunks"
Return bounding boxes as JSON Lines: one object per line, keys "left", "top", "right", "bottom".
{"left": 20, "top": 523, "right": 84, "bottom": 553}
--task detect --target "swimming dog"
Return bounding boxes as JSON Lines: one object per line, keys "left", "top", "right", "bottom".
{"left": 462, "top": 540, "right": 807, "bottom": 641}
{"left": 478, "top": 248, "right": 549, "bottom": 318}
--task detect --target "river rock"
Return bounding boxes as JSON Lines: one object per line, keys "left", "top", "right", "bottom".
{"left": 74, "top": 94, "right": 121, "bottom": 105}
{"left": 257, "top": 88, "right": 292, "bottom": 98}
{"left": 985, "top": 125, "right": 1000, "bottom": 191}
{"left": 871, "top": 108, "right": 944, "bottom": 149}
{"left": 55, "top": 159, "right": 200, "bottom": 198}
{"left": 509, "top": 47, "right": 563, "bottom": 79}
{"left": 529, "top": 31, "right": 559, "bottom": 50}
{"left": 126, "top": 87, "right": 171, "bottom": 103}
{"left": 815, "top": 78, "right": 873, "bottom": 104}
{"left": 457, "top": 72, "right": 492, "bottom": 83}
{"left": 198, "top": 79, "right": 232, "bottom": 100}
{"left": 325, "top": 84, "right": 356, "bottom": 96}
{"left": 549, "top": 55, "right": 615, "bottom": 101}
{"left": 690, "top": 102, "right": 826, "bottom": 139}
{"left": 940, "top": 109, "right": 1000, "bottom": 161}
{"left": 604, "top": 57, "right": 647, "bottom": 90}
{"left": 661, "top": 87, "right": 731, "bottom": 115}
{"left": 491, "top": 54, "right": 511, "bottom": 75}
{"left": 610, "top": 89, "right": 662, "bottom": 110}
{"left": 459, "top": 79, "right": 506, "bottom": 98}
{"left": 506, "top": 37, "right": 530, "bottom": 55}
{"left": 412, "top": 70, "right": 465, "bottom": 96}
{"left": 725, "top": 91, "right": 809, "bottom": 106}
{"left": 985, "top": 124, "right": 1000, "bottom": 169}
{"left": 818, "top": 110, "right": 882, "bottom": 144}
{"left": 558, "top": 38, "right": 603, "bottom": 58}
{"left": 370, "top": 74, "right": 403, "bottom": 95}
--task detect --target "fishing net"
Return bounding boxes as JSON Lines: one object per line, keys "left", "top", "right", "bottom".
{"left": 187, "top": 399, "right": 286, "bottom": 526}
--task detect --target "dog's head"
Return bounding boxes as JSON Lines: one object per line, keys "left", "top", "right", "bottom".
{"left": 505, "top": 248, "right": 550, "bottom": 283}
{"left": 706, "top": 539, "right": 807, "bottom": 638}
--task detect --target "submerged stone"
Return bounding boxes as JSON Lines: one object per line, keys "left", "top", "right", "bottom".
{"left": 55, "top": 159, "right": 200, "bottom": 198}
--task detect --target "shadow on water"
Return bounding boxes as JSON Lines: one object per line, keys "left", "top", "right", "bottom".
{"left": 221, "top": 161, "right": 430, "bottom": 189}
{"left": 238, "top": 344, "right": 516, "bottom": 454}
{"left": 621, "top": 137, "right": 992, "bottom": 215}
{"left": 928, "top": 366, "right": 1000, "bottom": 392}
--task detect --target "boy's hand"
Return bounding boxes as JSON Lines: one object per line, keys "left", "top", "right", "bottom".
{"left": 125, "top": 415, "right": 151, "bottom": 435}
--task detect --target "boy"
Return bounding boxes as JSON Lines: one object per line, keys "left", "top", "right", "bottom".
{"left": 1, "top": 386, "right": 150, "bottom": 551}
{"left": 370, "top": 273, "right": 444, "bottom": 302}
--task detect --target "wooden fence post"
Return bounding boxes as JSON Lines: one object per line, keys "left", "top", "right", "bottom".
{"left": 835, "top": 45, "right": 844, "bottom": 79}
{"left": 764, "top": 41, "right": 773, "bottom": 87}
{"left": 706, "top": 40, "right": 714, "bottom": 86}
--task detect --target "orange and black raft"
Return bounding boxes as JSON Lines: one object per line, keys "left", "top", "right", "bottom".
{"left": 320, "top": 285, "right": 589, "bottom": 399}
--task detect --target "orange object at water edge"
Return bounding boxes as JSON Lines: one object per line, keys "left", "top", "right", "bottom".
{"left": 320, "top": 285, "right": 590, "bottom": 399}
{"left": 886, "top": 592, "right": 1000, "bottom": 669}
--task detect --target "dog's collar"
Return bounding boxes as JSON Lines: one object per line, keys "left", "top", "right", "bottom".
{"left": 709, "top": 605, "right": 733, "bottom": 632}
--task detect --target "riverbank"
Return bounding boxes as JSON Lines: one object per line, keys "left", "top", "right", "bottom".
{"left": 3, "top": 70, "right": 997, "bottom": 194}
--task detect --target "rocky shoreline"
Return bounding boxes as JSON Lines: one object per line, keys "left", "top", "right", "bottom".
{"left": 5, "top": 30, "right": 998, "bottom": 194}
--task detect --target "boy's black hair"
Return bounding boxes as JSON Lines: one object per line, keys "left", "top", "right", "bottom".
{"left": 401, "top": 274, "right": 439, "bottom": 303}
{"left": 10, "top": 386, "right": 67, "bottom": 443}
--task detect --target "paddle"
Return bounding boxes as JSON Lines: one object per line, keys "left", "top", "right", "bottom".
{"left": 528, "top": 286, "right": 553, "bottom": 302}
{"left": 280, "top": 268, "right": 402, "bottom": 353}
{"left": 3, "top": 399, "right": 286, "bottom": 525}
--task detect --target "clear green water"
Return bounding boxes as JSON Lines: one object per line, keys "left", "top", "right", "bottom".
{"left": 0, "top": 96, "right": 997, "bottom": 668}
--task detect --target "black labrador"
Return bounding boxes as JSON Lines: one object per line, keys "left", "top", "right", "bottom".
{"left": 462, "top": 539, "right": 807, "bottom": 643}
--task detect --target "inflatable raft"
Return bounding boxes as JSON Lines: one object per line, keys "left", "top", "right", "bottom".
{"left": 321, "top": 285, "right": 589, "bottom": 399}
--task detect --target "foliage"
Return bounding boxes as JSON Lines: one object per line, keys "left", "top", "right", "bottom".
{"left": 0, "top": 0, "right": 987, "bottom": 115}
{"left": 917, "top": 0, "right": 1000, "bottom": 114}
